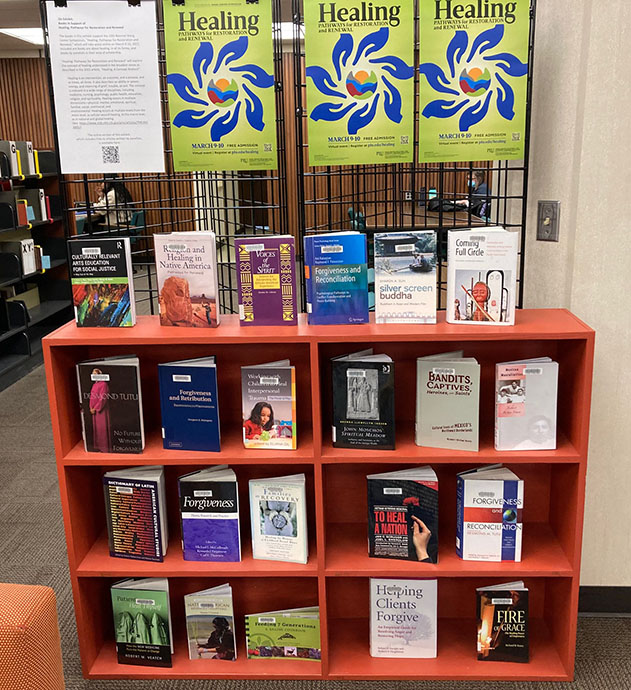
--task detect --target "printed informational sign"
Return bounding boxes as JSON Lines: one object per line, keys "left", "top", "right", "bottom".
{"left": 46, "top": 0, "right": 165, "bottom": 174}
{"left": 163, "top": 0, "right": 277, "bottom": 171}
{"left": 419, "top": 0, "right": 530, "bottom": 162}
{"left": 304, "top": 0, "right": 414, "bottom": 167}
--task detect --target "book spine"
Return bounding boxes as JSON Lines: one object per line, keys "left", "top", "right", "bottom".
{"left": 304, "top": 236, "right": 313, "bottom": 322}
{"left": 456, "top": 476, "right": 464, "bottom": 559}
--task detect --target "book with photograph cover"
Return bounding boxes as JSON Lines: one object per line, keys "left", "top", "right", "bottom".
{"left": 185, "top": 583, "right": 236, "bottom": 661}
{"left": 245, "top": 607, "right": 320, "bottom": 661}
{"left": 477, "top": 581, "right": 529, "bottom": 662}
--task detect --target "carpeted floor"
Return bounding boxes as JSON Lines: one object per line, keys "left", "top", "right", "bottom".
{"left": 0, "top": 366, "right": 629, "bottom": 690}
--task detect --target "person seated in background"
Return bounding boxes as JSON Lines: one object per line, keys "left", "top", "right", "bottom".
{"left": 86, "top": 176, "right": 134, "bottom": 231}
{"left": 456, "top": 170, "right": 491, "bottom": 218}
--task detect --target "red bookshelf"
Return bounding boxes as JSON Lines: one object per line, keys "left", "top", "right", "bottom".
{"left": 43, "top": 309, "right": 594, "bottom": 681}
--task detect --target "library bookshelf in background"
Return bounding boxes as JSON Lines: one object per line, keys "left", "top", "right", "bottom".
{"left": 43, "top": 308, "right": 594, "bottom": 682}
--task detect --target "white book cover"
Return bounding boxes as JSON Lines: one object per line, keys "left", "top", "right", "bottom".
{"left": 374, "top": 231, "right": 436, "bottom": 324}
{"left": 447, "top": 227, "right": 518, "bottom": 325}
{"left": 370, "top": 578, "right": 437, "bottom": 658}
{"left": 249, "top": 474, "right": 308, "bottom": 564}
{"left": 495, "top": 358, "right": 559, "bottom": 451}
{"left": 38, "top": 189, "right": 48, "bottom": 221}
{"left": 185, "top": 584, "right": 236, "bottom": 661}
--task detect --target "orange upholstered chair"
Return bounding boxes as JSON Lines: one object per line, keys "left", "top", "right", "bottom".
{"left": 0, "top": 583, "right": 65, "bottom": 689}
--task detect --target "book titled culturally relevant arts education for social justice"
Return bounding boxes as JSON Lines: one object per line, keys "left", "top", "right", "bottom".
{"left": 332, "top": 349, "right": 395, "bottom": 450}
{"left": 76, "top": 355, "right": 144, "bottom": 453}
{"left": 178, "top": 466, "right": 241, "bottom": 562}
{"left": 447, "top": 227, "right": 518, "bottom": 325}
{"left": 111, "top": 577, "right": 173, "bottom": 667}
{"left": 68, "top": 236, "right": 135, "bottom": 327}
{"left": 367, "top": 466, "right": 439, "bottom": 563}
{"left": 241, "top": 360, "right": 296, "bottom": 450}
{"left": 235, "top": 236, "right": 297, "bottom": 326}
{"left": 154, "top": 231, "right": 220, "bottom": 327}
{"left": 416, "top": 350, "right": 480, "bottom": 451}
{"left": 245, "top": 606, "right": 320, "bottom": 661}
{"left": 477, "top": 581, "right": 529, "bottom": 662}
{"left": 374, "top": 230, "right": 437, "bottom": 323}
{"left": 103, "top": 465, "right": 168, "bottom": 562}
{"left": 185, "top": 583, "right": 236, "bottom": 661}
{"left": 249, "top": 474, "right": 308, "bottom": 564}
{"left": 304, "top": 232, "right": 369, "bottom": 325}
{"left": 159, "top": 356, "right": 221, "bottom": 452}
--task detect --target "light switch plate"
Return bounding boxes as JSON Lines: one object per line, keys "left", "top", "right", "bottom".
{"left": 537, "top": 200, "right": 560, "bottom": 242}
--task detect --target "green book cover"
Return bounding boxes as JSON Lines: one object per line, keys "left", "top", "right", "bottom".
{"left": 245, "top": 607, "right": 321, "bottom": 661}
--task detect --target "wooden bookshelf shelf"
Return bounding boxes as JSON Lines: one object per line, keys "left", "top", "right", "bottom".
{"left": 43, "top": 309, "right": 594, "bottom": 681}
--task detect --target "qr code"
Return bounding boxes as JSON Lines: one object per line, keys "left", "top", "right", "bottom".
{"left": 400, "top": 135, "right": 409, "bottom": 145}
{"left": 264, "top": 143, "right": 272, "bottom": 152}
{"left": 102, "top": 145, "right": 120, "bottom": 164}
{"left": 512, "top": 132, "right": 521, "bottom": 142}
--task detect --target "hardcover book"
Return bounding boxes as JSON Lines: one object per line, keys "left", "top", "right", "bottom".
{"left": 456, "top": 465, "right": 524, "bottom": 562}
{"left": 241, "top": 360, "right": 296, "bottom": 450}
{"left": 159, "top": 356, "right": 221, "bottom": 452}
{"left": 178, "top": 466, "right": 240, "bottom": 562}
{"left": 245, "top": 607, "right": 320, "bottom": 661}
{"left": 76, "top": 356, "right": 144, "bottom": 453}
{"left": 111, "top": 578, "right": 173, "bottom": 667}
{"left": 332, "top": 350, "right": 395, "bottom": 450}
{"left": 447, "top": 227, "right": 518, "bottom": 325}
{"left": 185, "top": 583, "right": 236, "bottom": 661}
{"left": 367, "top": 466, "right": 439, "bottom": 563}
{"left": 154, "top": 231, "right": 220, "bottom": 327}
{"left": 304, "top": 232, "right": 369, "bottom": 325}
{"left": 495, "top": 357, "right": 559, "bottom": 451}
{"left": 477, "top": 581, "right": 529, "bottom": 662}
{"left": 374, "top": 230, "right": 437, "bottom": 324}
{"left": 235, "top": 236, "right": 297, "bottom": 326}
{"left": 15, "top": 141, "right": 35, "bottom": 177}
{"left": 370, "top": 578, "right": 438, "bottom": 658}
{"left": 103, "top": 465, "right": 168, "bottom": 562}
{"left": 415, "top": 351, "right": 480, "bottom": 451}
{"left": 249, "top": 474, "right": 308, "bottom": 564}
{"left": 68, "top": 237, "right": 135, "bottom": 327}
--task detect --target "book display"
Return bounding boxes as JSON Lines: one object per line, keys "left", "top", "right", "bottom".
{"left": 477, "top": 581, "right": 529, "bottom": 662}
{"left": 185, "top": 584, "right": 236, "bottom": 661}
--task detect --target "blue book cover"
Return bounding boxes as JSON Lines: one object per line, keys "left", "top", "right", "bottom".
{"left": 178, "top": 467, "right": 241, "bottom": 562}
{"left": 304, "top": 233, "right": 369, "bottom": 325}
{"left": 159, "top": 357, "right": 220, "bottom": 452}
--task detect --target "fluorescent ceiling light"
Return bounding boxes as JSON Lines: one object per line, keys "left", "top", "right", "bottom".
{"left": 277, "top": 22, "right": 303, "bottom": 41}
{"left": 0, "top": 28, "right": 45, "bottom": 46}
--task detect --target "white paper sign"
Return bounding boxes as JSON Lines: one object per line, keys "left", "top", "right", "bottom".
{"left": 46, "top": 0, "right": 165, "bottom": 173}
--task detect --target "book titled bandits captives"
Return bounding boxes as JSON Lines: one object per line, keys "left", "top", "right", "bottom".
{"left": 477, "top": 581, "right": 529, "bottom": 662}
{"left": 367, "top": 467, "right": 439, "bottom": 563}
{"left": 331, "top": 350, "right": 395, "bottom": 449}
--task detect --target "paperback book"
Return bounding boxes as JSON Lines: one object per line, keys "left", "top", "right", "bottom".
{"left": 76, "top": 356, "right": 144, "bottom": 453}
{"left": 374, "top": 230, "right": 437, "bottom": 324}
{"left": 331, "top": 350, "right": 395, "bottom": 450}
{"left": 370, "top": 578, "right": 438, "bottom": 658}
{"left": 447, "top": 227, "right": 518, "bottom": 325}
{"left": 0, "top": 238, "right": 37, "bottom": 275}
{"left": 249, "top": 474, "right": 308, "bottom": 564}
{"left": 178, "top": 466, "right": 241, "bottom": 562}
{"left": 103, "top": 465, "right": 168, "bottom": 562}
{"left": 241, "top": 360, "right": 296, "bottom": 450}
{"left": 154, "top": 231, "right": 220, "bottom": 327}
{"left": 159, "top": 356, "right": 221, "bottom": 452}
{"left": 304, "top": 232, "right": 369, "bottom": 325}
{"left": 68, "top": 236, "right": 135, "bottom": 327}
{"left": 456, "top": 465, "right": 524, "bottom": 562}
{"left": 367, "top": 467, "right": 439, "bottom": 563}
{"left": 15, "top": 141, "right": 35, "bottom": 177}
{"left": 495, "top": 357, "right": 559, "bottom": 451}
{"left": 245, "top": 607, "right": 320, "bottom": 661}
{"left": 235, "top": 236, "right": 297, "bottom": 326}
{"left": 111, "top": 578, "right": 173, "bottom": 667}
{"left": 185, "top": 583, "right": 236, "bottom": 661}
{"left": 416, "top": 351, "right": 480, "bottom": 451}
{"left": 477, "top": 581, "right": 529, "bottom": 662}
{"left": 0, "top": 140, "right": 19, "bottom": 177}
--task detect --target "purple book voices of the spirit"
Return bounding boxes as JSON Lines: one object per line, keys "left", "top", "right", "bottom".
{"left": 178, "top": 467, "right": 241, "bottom": 562}
{"left": 235, "top": 236, "right": 298, "bottom": 326}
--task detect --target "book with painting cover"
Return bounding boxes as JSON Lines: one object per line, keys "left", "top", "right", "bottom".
{"left": 185, "top": 583, "right": 236, "bottom": 661}
{"left": 477, "top": 581, "right": 529, "bottom": 662}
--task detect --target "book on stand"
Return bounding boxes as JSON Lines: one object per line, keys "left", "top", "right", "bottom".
{"left": 241, "top": 360, "right": 296, "bottom": 450}
{"left": 477, "top": 581, "right": 529, "bottom": 662}
{"left": 103, "top": 465, "right": 168, "bottom": 562}
{"left": 76, "top": 356, "right": 144, "bottom": 453}
{"left": 178, "top": 466, "right": 241, "bottom": 562}
{"left": 15, "top": 141, "right": 35, "bottom": 177}
{"left": 332, "top": 349, "right": 395, "bottom": 450}
{"left": 154, "top": 231, "right": 220, "bottom": 327}
{"left": 111, "top": 578, "right": 173, "bottom": 667}
{"left": 370, "top": 578, "right": 438, "bottom": 658}
{"left": 495, "top": 357, "right": 559, "bottom": 450}
{"left": 235, "top": 236, "right": 297, "bottom": 325}
{"left": 185, "top": 583, "right": 236, "bottom": 661}
{"left": 68, "top": 236, "right": 135, "bottom": 327}
{"left": 245, "top": 607, "right": 320, "bottom": 661}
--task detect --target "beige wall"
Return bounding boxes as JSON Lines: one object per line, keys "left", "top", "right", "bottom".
{"left": 525, "top": 0, "right": 631, "bottom": 585}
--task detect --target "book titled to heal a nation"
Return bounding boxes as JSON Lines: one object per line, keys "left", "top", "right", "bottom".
{"left": 235, "top": 236, "right": 297, "bottom": 326}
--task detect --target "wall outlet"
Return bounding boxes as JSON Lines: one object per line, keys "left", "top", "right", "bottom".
{"left": 404, "top": 191, "right": 413, "bottom": 201}
{"left": 537, "top": 201, "right": 560, "bottom": 242}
